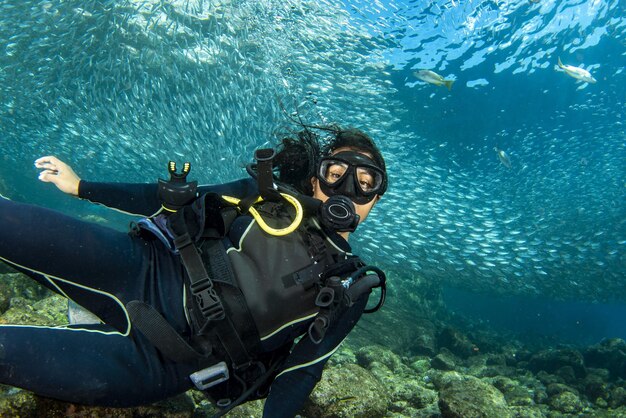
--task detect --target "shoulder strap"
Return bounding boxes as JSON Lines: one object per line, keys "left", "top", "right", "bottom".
{"left": 168, "top": 201, "right": 254, "bottom": 370}
{"left": 165, "top": 193, "right": 238, "bottom": 322}
{"left": 173, "top": 228, "right": 226, "bottom": 321}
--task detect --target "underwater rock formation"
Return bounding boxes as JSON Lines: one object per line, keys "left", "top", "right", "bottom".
{"left": 584, "top": 338, "right": 626, "bottom": 380}
{"left": 437, "top": 375, "right": 512, "bottom": 418}
{"left": 2, "top": 270, "right": 626, "bottom": 417}
{"left": 528, "top": 348, "right": 587, "bottom": 378}
{"left": 436, "top": 326, "right": 477, "bottom": 359}
{"left": 304, "top": 363, "right": 390, "bottom": 417}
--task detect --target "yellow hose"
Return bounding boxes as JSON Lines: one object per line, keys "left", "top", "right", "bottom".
{"left": 221, "top": 193, "right": 304, "bottom": 236}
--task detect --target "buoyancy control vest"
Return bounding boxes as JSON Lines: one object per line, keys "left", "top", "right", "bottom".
{"left": 128, "top": 158, "right": 386, "bottom": 415}
{"left": 164, "top": 194, "right": 368, "bottom": 357}
{"left": 222, "top": 201, "right": 356, "bottom": 344}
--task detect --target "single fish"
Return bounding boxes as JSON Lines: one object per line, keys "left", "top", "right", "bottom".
{"left": 494, "top": 147, "right": 512, "bottom": 169}
{"left": 557, "top": 57, "right": 597, "bottom": 83}
{"left": 414, "top": 70, "right": 455, "bottom": 90}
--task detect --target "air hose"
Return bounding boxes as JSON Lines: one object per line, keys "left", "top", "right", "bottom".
{"left": 221, "top": 192, "right": 304, "bottom": 236}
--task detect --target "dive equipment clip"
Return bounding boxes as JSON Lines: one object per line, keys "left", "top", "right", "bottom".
{"left": 308, "top": 266, "right": 387, "bottom": 344}
{"left": 158, "top": 161, "right": 198, "bottom": 212}
{"left": 190, "top": 361, "right": 230, "bottom": 391}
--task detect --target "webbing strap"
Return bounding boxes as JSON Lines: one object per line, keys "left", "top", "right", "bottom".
{"left": 214, "top": 318, "right": 253, "bottom": 370}
{"left": 176, "top": 233, "right": 225, "bottom": 321}
{"left": 127, "top": 300, "right": 206, "bottom": 363}
{"left": 175, "top": 232, "right": 253, "bottom": 369}
{"left": 202, "top": 241, "right": 259, "bottom": 368}
{"left": 206, "top": 242, "right": 235, "bottom": 286}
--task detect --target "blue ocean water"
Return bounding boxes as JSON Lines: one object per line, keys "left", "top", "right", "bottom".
{"left": 443, "top": 287, "right": 626, "bottom": 347}
{"left": 0, "top": 0, "right": 624, "bottom": 347}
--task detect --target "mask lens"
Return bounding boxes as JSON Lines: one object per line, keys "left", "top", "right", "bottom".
{"left": 319, "top": 160, "right": 349, "bottom": 185}
{"left": 355, "top": 166, "right": 383, "bottom": 193}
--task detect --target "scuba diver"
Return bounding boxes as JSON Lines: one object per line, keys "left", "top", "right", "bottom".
{"left": 0, "top": 126, "right": 388, "bottom": 417}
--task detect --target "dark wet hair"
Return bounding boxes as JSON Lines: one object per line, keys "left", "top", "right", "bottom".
{"left": 323, "top": 128, "right": 386, "bottom": 176}
{"left": 273, "top": 125, "right": 387, "bottom": 196}
{"left": 272, "top": 129, "right": 322, "bottom": 195}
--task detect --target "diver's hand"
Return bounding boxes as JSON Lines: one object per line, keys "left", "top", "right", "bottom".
{"left": 34, "top": 156, "right": 81, "bottom": 196}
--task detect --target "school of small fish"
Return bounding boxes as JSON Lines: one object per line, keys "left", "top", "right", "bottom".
{"left": 0, "top": 0, "right": 403, "bottom": 183}
{"left": 356, "top": 121, "right": 624, "bottom": 303}
{"left": 0, "top": 0, "right": 623, "bottom": 303}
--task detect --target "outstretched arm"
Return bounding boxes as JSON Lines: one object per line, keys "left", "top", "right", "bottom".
{"left": 35, "top": 156, "right": 161, "bottom": 216}
{"left": 79, "top": 178, "right": 259, "bottom": 217}
{"left": 34, "top": 156, "right": 259, "bottom": 217}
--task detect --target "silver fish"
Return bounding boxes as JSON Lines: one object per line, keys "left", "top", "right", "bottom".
{"left": 557, "top": 57, "right": 597, "bottom": 84}
{"left": 414, "top": 70, "right": 455, "bottom": 90}
{"left": 494, "top": 147, "right": 512, "bottom": 169}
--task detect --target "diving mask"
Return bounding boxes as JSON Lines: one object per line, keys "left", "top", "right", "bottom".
{"left": 317, "top": 151, "right": 387, "bottom": 204}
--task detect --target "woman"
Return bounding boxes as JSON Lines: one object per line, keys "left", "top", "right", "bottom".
{"left": 0, "top": 126, "right": 388, "bottom": 417}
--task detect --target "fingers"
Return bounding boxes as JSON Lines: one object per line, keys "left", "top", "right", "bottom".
{"left": 34, "top": 156, "right": 64, "bottom": 171}
{"left": 37, "top": 169, "right": 59, "bottom": 182}
{"left": 34, "top": 156, "right": 81, "bottom": 196}
{"left": 36, "top": 164, "right": 60, "bottom": 174}
{"left": 35, "top": 156, "right": 71, "bottom": 177}
{"left": 34, "top": 155, "right": 60, "bottom": 166}
{"left": 35, "top": 156, "right": 64, "bottom": 183}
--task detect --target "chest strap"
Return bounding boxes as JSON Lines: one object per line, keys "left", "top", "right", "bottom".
{"left": 174, "top": 232, "right": 225, "bottom": 322}
{"left": 170, "top": 210, "right": 253, "bottom": 370}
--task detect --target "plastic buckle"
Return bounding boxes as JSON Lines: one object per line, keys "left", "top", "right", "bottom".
{"left": 190, "top": 361, "right": 229, "bottom": 390}
{"left": 199, "top": 294, "right": 225, "bottom": 321}
{"left": 191, "top": 279, "right": 225, "bottom": 321}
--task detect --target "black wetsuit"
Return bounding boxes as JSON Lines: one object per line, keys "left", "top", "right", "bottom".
{"left": 0, "top": 178, "right": 368, "bottom": 417}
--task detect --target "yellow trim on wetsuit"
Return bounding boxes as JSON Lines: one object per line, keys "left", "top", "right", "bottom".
{"left": 275, "top": 337, "right": 346, "bottom": 379}
{"left": 0, "top": 255, "right": 131, "bottom": 337}
{"left": 260, "top": 312, "right": 319, "bottom": 341}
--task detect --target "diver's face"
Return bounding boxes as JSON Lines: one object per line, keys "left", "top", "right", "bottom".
{"left": 311, "top": 147, "right": 381, "bottom": 228}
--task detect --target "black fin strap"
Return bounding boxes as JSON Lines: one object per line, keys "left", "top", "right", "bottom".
{"left": 127, "top": 300, "right": 207, "bottom": 363}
